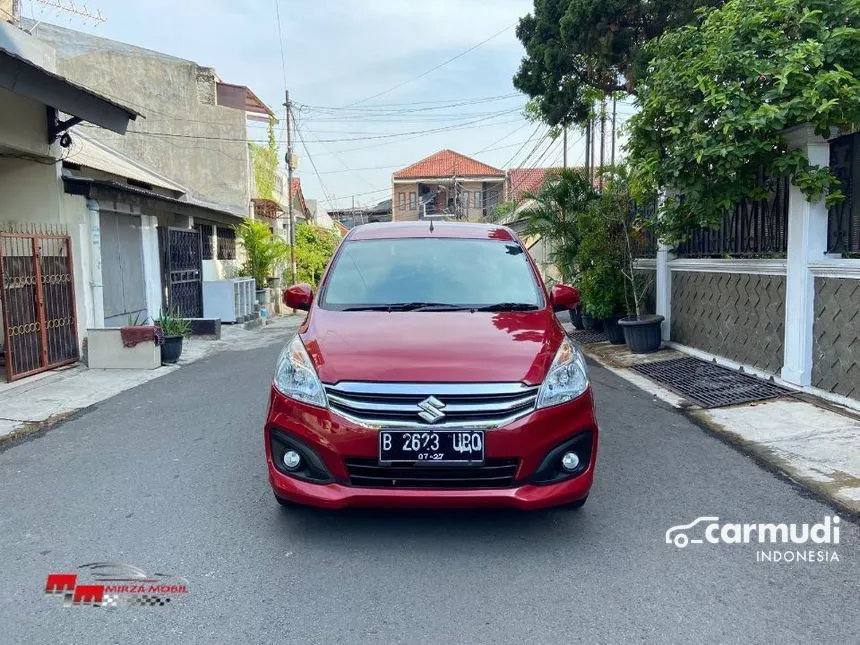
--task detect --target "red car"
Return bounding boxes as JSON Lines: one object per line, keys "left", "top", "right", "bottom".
{"left": 265, "top": 221, "right": 598, "bottom": 510}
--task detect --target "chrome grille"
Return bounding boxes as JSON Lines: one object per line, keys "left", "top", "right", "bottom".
{"left": 324, "top": 382, "right": 539, "bottom": 428}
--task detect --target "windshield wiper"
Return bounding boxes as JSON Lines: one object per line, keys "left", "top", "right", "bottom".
{"left": 387, "top": 302, "right": 472, "bottom": 311}
{"left": 340, "top": 302, "right": 471, "bottom": 312}
{"left": 473, "top": 302, "right": 540, "bottom": 312}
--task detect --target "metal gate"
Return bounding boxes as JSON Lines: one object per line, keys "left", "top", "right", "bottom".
{"left": 0, "top": 228, "right": 79, "bottom": 382}
{"left": 163, "top": 227, "right": 203, "bottom": 318}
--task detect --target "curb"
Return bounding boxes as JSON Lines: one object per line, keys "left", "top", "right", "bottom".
{"left": 575, "top": 338, "right": 860, "bottom": 519}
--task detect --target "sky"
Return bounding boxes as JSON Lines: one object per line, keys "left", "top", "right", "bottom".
{"left": 25, "top": 0, "right": 633, "bottom": 208}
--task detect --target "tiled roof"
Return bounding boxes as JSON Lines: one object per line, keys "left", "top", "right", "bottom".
{"left": 507, "top": 167, "right": 560, "bottom": 202}
{"left": 393, "top": 149, "right": 505, "bottom": 179}
{"left": 506, "top": 166, "right": 600, "bottom": 201}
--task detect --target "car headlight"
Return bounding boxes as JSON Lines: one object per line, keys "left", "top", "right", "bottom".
{"left": 273, "top": 335, "right": 328, "bottom": 408}
{"left": 536, "top": 337, "right": 589, "bottom": 409}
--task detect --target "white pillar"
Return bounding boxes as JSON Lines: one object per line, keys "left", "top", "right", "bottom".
{"left": 781, "top": 125, "right": 831, "bottom": 386}
{"left": 654, "top": 189, "right": 675, "bottom": 339}
{"left": 655, "top": 242, "right": 672, "bottom": 340}
{"left": 86, "top": 198, "right": 105, "bottom": 328}
{"left": 140, "top": 215, "right": 162, "bottom": 322}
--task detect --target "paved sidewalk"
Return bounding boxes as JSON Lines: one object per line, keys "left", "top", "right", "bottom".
{"left": 566, "top": 324, "right": 860, "bottom": 515}
{"left": 0, "top": 314, "right": 302, "bottom": 442}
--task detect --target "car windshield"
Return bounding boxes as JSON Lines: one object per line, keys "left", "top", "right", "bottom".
{"left": 320, "top": 238, "right": 544, "bottom": 310}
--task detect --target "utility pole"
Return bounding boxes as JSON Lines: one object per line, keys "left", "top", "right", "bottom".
{"left": 599, "top": 97, "right": 606, "bottom": 190}
{"left": 563, "top": 126, "right": 568, "bottom": 169}
{"left": 611, "top": 95, "right": 617, "bottom": 168}
{"left": 285, "top": 90, "right": 296, "bottom": 285}
{"left": 584, "top": 120, "right": 591, "bottom": 184}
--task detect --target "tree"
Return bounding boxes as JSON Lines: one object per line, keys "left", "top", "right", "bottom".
{"left": 237, "top": 218, "right": 290, "bottom": 288}
{"left": 250, "top": 117, "right": 278, "bottom": 200}
{"left": 626, "top": 0, "right": 860, "bottom": 244}
{"left": 513, "top": 0, "right": 722, "bottom": 127}
{"left": 294, "top": 222, "right": 341, "bottom": 288}
{"left": 511, "top": 168, "right": 599, "bottom": 283}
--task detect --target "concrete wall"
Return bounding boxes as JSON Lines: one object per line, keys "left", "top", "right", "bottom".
{"left": 0, "top": 157, "right": 92, "bottom": 348}
{"left": 0, "top": 88, "right": 51, "bottom": 157}
{"left": 30, "top": 22, "right": 251, "bottom": 217}
{"left": 812, "top": 277, "right": 860, "bottom": 400}
{"left": 0, "top": 0, "right": 14, "bottom": 23}
{"left": 670, "top": 271, "right": 786, "bottom": 374}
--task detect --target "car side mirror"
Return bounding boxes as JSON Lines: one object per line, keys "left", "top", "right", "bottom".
{"left": 284, "top": 283, "right": 313, "bottom": 311}
{"left": 550, "top": 284, "right": 580, "bottom": 312}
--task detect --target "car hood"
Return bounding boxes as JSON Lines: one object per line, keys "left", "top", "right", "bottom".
{"left": 300, "top": 309, "right": 564, "bottom": 385}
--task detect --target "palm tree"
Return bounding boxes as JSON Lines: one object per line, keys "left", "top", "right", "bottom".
{"left": 502, "top": 168, "right": 598, "bottom": 284}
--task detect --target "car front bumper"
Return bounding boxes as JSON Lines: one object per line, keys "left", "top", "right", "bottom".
{"left": 265, "top": 387, "right": 599, "bottom": 511}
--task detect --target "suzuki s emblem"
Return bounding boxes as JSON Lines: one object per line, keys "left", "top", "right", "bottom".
{"left": 417, "top": 396, "right": 446, "bottom": 423}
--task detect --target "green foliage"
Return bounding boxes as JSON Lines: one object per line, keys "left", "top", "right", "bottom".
{"left": 292, "top": 222, "right": 341, "bottom": 288}
{"left": 576, "top": 172, "right": 629, "bottom": 318}
{"left": 515, "top": 168, "right": 599, "bottom": 284}
{"left": 237, "top": 218, "right": 291, "bottom": 288}
{"left": 513, "top": 0, "right": 721, "bottom": 127}
{"left": 627, "top": 0, "right": 860, "bottom": 245}
{"left": 250, "top": 117, "right": 279, "bottom": 200}
{"left": 155, "top": 308, "right": 191, "bottom": 338}
{"left": 578, "top": 166, "right": 654, "bottom": 318}
{"left": 487, "top": 200, "right": 518, "bottom": 224}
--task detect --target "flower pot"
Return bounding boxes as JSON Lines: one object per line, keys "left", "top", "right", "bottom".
{"left": 581, "top": 313, "right": 604, "bottom": 332}
{"left": 160, "top": 335, "right": 183, "bottom": 364}
{"left": 619, "top": 314, "right": 665, "bottom": 354}
{"left": 256, "top": 289, "right": 271, "bottom": 305}
{"left": 603, "top": 316, "right": 626, "bottom": 344}
{"left": 569, "top": 306, "right": 584, "bottom": 330}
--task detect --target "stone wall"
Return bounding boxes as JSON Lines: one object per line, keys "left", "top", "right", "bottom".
{"left": 812, "top": 277, "right": 860, "bottom": 400}
{"left": 670, "top": 271, "right": 786, "bottom": 374}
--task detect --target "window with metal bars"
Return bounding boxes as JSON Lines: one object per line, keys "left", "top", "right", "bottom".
{"left": 195, "top": 223, "right": 214, "bottom": 260}
{"left": 217, "top": 227, "right": 236, "bottom": 260}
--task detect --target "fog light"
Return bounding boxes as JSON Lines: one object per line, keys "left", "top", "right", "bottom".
{"left": 283, "top": 450, "right": 301, "bottom": 470}
{"left": 561, "top": 451, "right": 580, "bottom": 472}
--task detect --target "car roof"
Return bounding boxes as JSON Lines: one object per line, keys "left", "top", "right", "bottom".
{"left": 348, "top": 221, "right": 517, "bottom": 241}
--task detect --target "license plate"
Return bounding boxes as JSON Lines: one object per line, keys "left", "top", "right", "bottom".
{"left": 379, "top": 430, "right": 484, "bottom": 463}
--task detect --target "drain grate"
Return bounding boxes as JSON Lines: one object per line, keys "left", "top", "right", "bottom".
{"left": 568, "top": 329, "right": 608, "bottom": 344}
{"left": 631, "top": 357, "right": 792, "bottom": 408}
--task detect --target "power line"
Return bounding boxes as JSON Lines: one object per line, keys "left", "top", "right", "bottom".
{"left": 294, "top": 116, "right": 336, "bottom": 210}
{"left": 472, "top": 121, "right": 530, "bottom": 155}
{"left": 343, "top": 22, "right": 515, "bottom": 108}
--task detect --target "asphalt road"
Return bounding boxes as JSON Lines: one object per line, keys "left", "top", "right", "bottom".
{"left": 0, "top": 324, "right": 857, "bottom": 644}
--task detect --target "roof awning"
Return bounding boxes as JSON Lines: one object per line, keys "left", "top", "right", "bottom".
{"left": 0, "top": 22, "right": 139, "bottom": 135}
{"left": 216, "top": 82, "right": 275, "bottom": 122}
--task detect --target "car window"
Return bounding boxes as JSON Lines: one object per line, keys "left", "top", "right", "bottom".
{"left": 320, "top": 238, "right": 543, "bottom": 308}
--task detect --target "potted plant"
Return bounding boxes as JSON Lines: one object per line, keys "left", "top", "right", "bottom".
{"left": 606, "top": 171, "right": 663, "bottom": 353}
{"left": 576, "top": 192, "right": 626, "bottom": 339}
{"left": 155, "top": 308, "right": 191, "bottom": 364}
{"left": 236, "top": 218, "right": 290, "bottom": 305}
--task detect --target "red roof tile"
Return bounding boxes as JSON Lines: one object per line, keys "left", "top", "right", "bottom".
{"left": 393, "top": 149, "right": 505, "bottom": 179}
{"left": 507, "top": 167, "right": 560, "bottom": 202}
{"left": 506, "top": 166, "right": 600, "bottom": 202}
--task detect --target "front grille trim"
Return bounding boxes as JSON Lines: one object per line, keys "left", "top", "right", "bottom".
{"left": 345, "top": 458, "right": 520, "bottom": 489}
{"left": 324, "top": 381, "right": 539, "bottom": 428}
